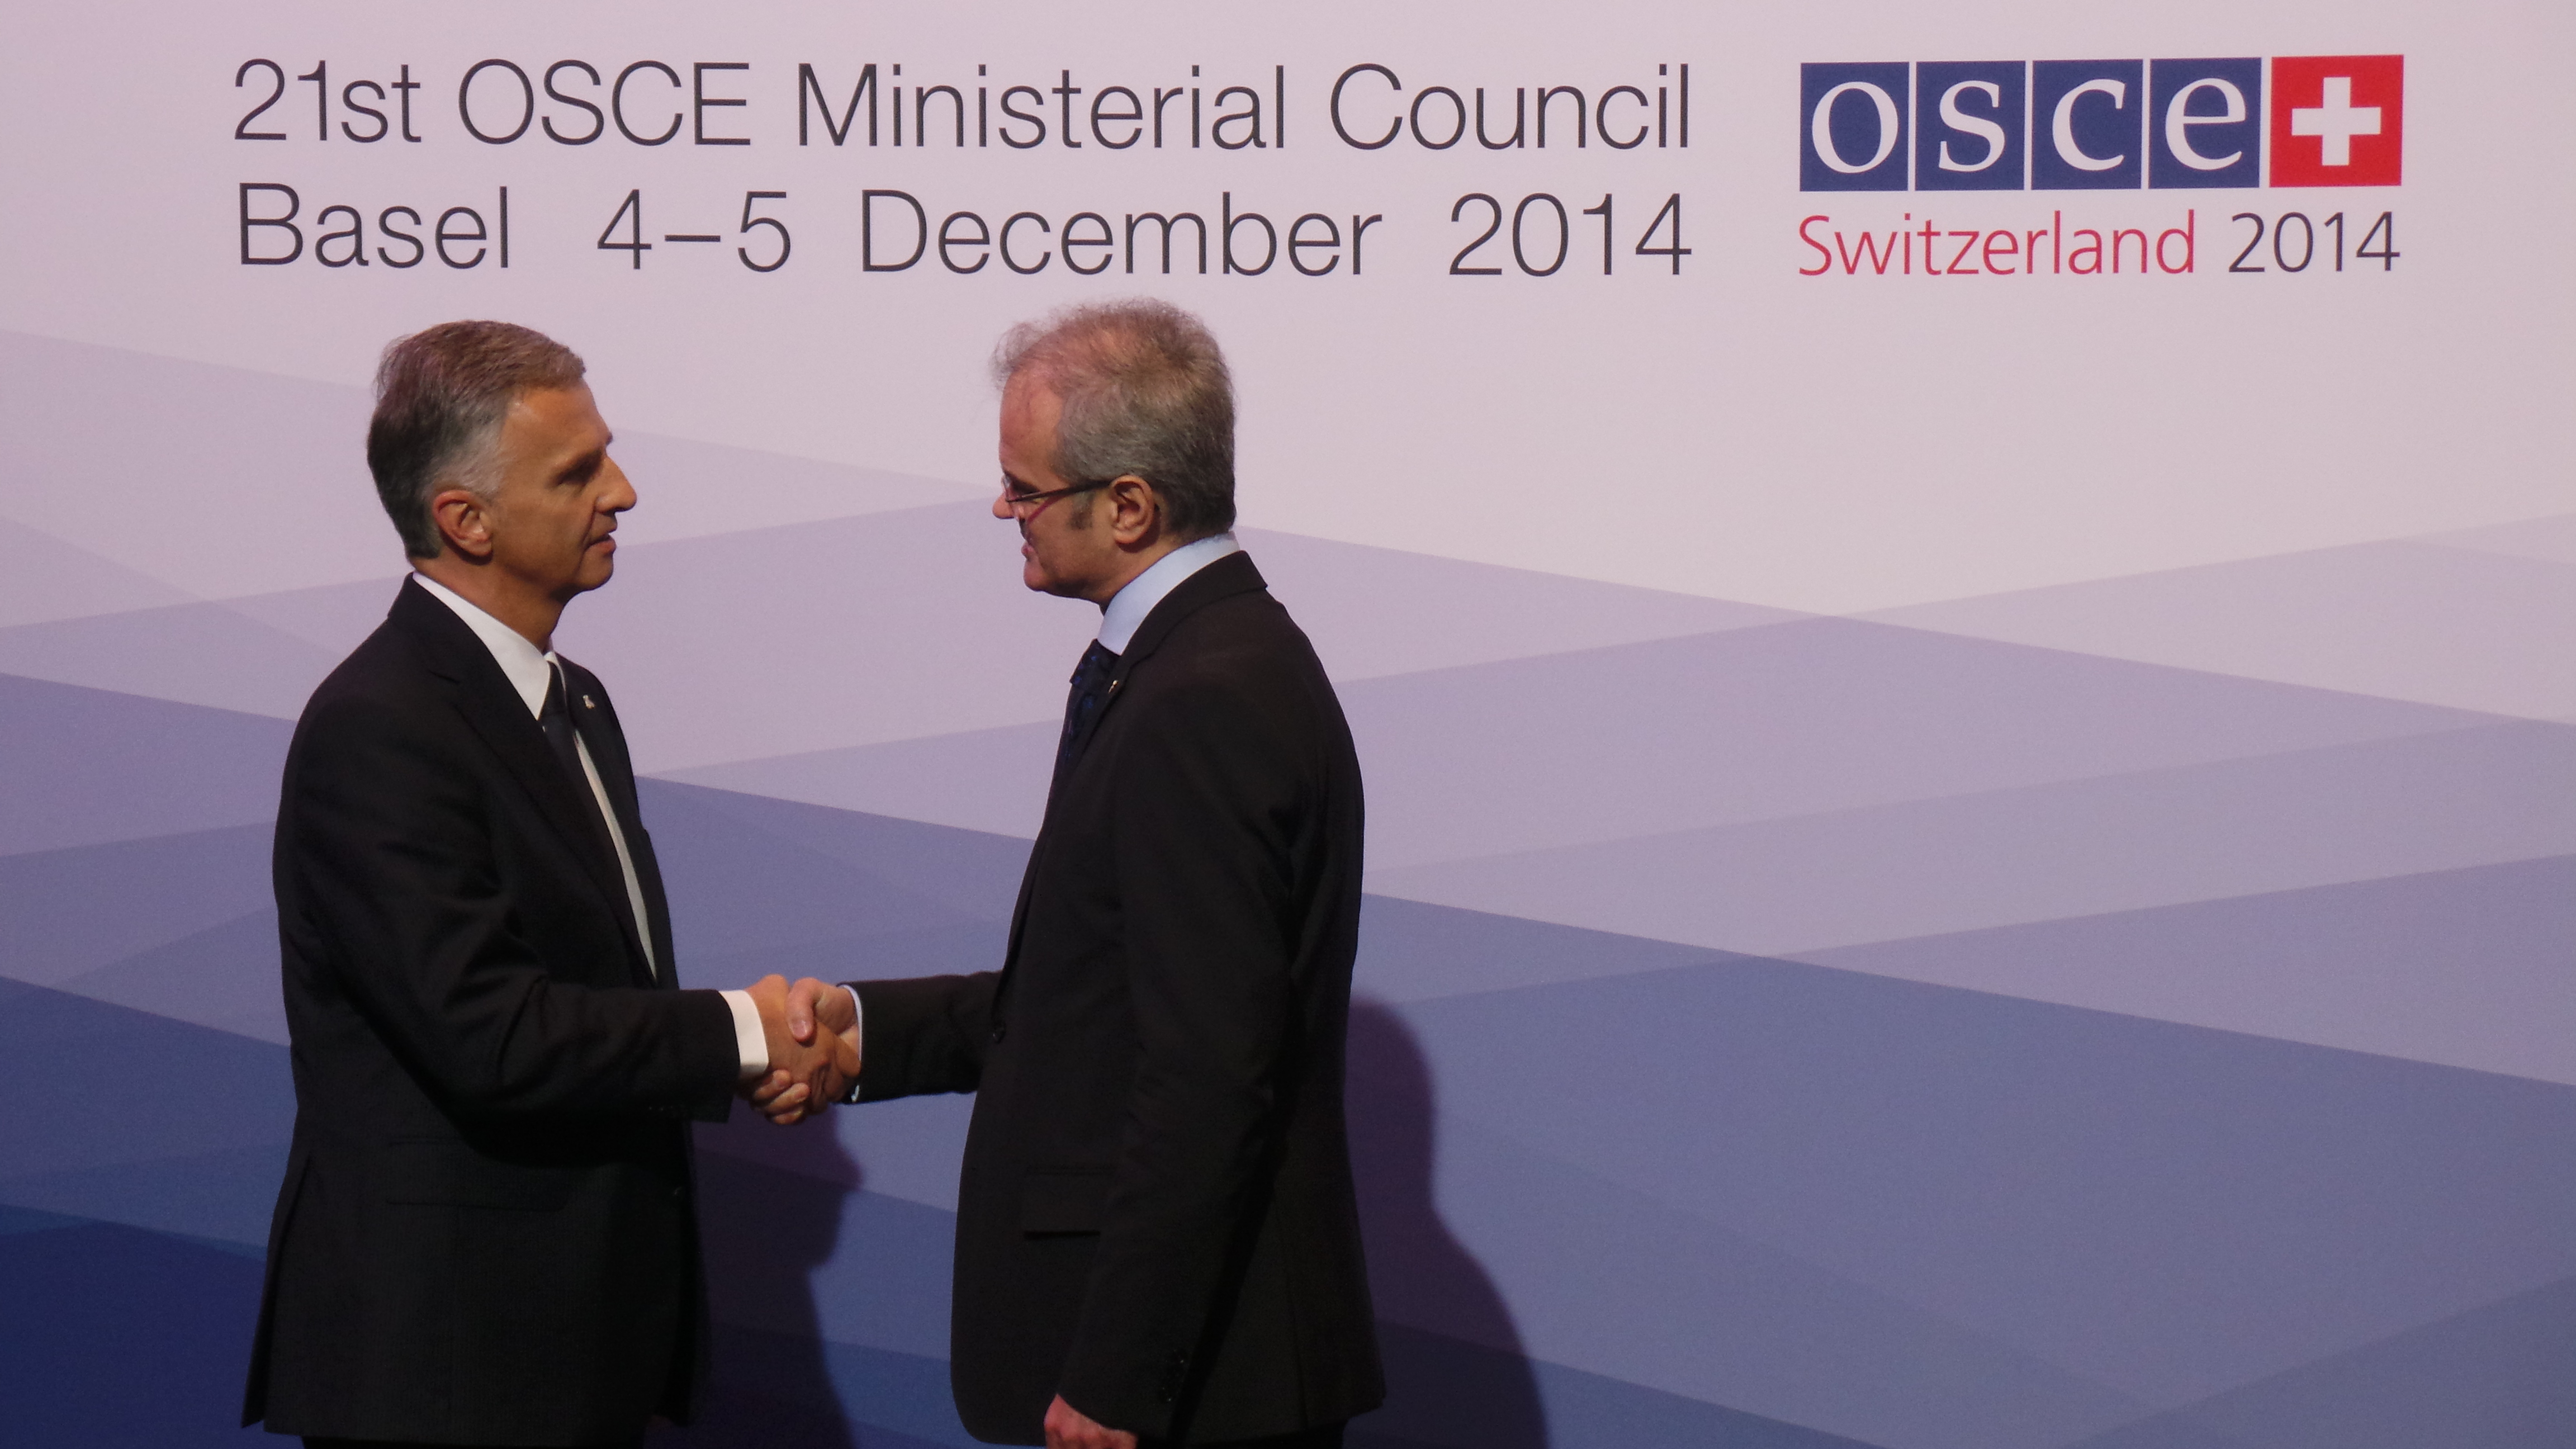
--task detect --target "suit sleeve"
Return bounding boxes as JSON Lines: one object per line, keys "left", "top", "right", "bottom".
{"left": 286, "top": 691, "right": 740, "bottom": 1120}
{"left": 849, "top": 972, "right": 997, "bottom": 1101}
{"left": 1056, "top": 676, "right": 1306, "bottom": 1437}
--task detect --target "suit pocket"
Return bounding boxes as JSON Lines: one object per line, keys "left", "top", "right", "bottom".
{"left": 378, "top": 1137, "right": 582, "bottom": 1211}
{"left": 1020, "top": 1167, "right": 1111, "bottom": 1235}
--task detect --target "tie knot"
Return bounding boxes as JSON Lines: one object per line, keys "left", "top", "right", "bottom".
{"left": 1056, "top": 642, "right": 1122, "bottom": 788}
{"left": 1072, "top": 641, "right": 1120, "bottom": 689}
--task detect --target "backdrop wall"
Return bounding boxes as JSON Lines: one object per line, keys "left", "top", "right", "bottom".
{"left": 4, "top": 3, "right": 2572, "bottom": 1447}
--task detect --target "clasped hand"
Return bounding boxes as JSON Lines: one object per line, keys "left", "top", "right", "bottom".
{"left": 740, "top": 976, "right": 859, "bottom": 1125}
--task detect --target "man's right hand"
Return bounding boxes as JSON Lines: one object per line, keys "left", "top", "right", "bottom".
{"left": 746, "top": 974, "right": 859, "bottom": 1125}
{"left": 747, "top": 977, "right": 859, "bottom": 1125}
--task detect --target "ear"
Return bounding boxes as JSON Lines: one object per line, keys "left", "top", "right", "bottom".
{"left": 1105, "top": 475, "right": 1162, "bottom": 547}
{"left": 427, "top": 486, "right": 496, "bottom": 561}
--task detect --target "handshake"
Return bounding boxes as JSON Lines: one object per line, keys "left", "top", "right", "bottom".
{"left": 739, "top": 976, "right": 860, "bottom": 1126}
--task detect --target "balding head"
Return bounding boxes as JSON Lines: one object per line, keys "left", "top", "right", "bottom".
{"left": 991, "top": 300, "right": 1235, "bottom": 541}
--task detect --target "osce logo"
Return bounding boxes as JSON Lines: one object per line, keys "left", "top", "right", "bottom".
{"left": 1800, "top": 56, "right": 2402, "bottom": 191}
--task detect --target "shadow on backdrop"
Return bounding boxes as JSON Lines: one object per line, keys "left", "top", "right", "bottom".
{"left": 1345, "top": 1000, "right": 1550, "bottom": 1449}
{"left": 652, "top": 1110, "right": 864, "bottom": 1449}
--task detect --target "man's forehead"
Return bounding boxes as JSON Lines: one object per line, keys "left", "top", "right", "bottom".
{"left": 999, "top": 381, "right": 1056, "bottom": 448}
{"left": 1002, "top": 371, "right": 1063, "bottom": 418}
{"left": 506, "top": 385, "right": 609, "bottom": 446}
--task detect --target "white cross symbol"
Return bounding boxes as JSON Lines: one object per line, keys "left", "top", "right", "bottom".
{"left": 2290, "top": 76, "right": 2381, "bottom": 166}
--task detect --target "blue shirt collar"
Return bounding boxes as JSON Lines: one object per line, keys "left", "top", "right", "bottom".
{"left": 1096, "top": 532, "right": 1241, "bottom": 654}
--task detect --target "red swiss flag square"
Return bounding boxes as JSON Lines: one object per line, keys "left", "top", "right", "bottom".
{"left": 2270, "top": 55, "right": 2403, "bottom": 186}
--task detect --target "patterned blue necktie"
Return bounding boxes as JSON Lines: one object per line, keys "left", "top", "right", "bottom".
{"left": 1054, "top": 641, "right": 1120, "bottom": 792}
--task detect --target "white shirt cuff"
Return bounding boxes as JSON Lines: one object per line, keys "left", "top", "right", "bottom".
{"left": 719, "top": 988, "right": 768, "bottom": 1079}
{"left": 842, "top": 985, "right": 865, "bottom": 1101}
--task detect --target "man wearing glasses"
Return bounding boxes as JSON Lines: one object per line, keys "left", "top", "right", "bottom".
{"left": 763, "top": 300, "right": 1382, "bottom": 1449}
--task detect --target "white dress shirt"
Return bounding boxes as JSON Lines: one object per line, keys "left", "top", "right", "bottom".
{"left": 412, "top": 574, "right": 769, "bottom": 1079}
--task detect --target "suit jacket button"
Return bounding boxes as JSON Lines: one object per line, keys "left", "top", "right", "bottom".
{"left": 671, "top": 1186, "right": 685, "bottom": 1201}
{"left": 989, "top": 1024, "right": 1007, "bottom": 1044}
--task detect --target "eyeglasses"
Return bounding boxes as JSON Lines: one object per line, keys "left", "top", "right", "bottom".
{"left": 998, "top": 478, "right": 1115, "bottom": 518}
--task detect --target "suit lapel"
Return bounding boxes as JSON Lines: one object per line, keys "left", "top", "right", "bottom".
{"left": 390, "top": 582, "right": 655, "bottom": 981}
{"left": 1086, "top": 550, "right": 1267, "bottom": 750}
{"left": 996, "top": 853, "right": 1045, "bottom": 1003}
{"left": 1001, "top": 551, "right": 1270, "bottom": 977}
{"left": 561, "top": 659, "right": 675, "bottom": 989}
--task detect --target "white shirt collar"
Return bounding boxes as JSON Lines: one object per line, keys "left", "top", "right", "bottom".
{"left": 411, "top": 572, "right": 560, "bottom": 718}
{"left": 407, "top": 572, "right": 667, "bottom": 982}
{"left": 1097, "top": 532, "right": 1240, "bottom": 654}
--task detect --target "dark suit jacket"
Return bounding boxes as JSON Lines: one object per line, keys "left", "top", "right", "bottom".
{"left": 851, "top": 551, "right": 1384, "bottom": 1445}
{"left": 242, "top": 577, "right": 742, "bottom": 1445}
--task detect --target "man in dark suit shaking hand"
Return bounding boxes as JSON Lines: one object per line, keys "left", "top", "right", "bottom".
{"left": 242, "top": 321, "right": 855, "bottom": 1448}
{"left": 770, "top": 302, "right": 1384, "bottom": 1448}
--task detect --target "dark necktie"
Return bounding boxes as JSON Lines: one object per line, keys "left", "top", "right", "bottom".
{"left": 539, "top": 661, "right": 617, "bottom": 854}
{"left": 1054, "top": 641, "right": 1120, "bottom": 792}
{"left": 542, "top": 662, "right": 658, "bottom": 978}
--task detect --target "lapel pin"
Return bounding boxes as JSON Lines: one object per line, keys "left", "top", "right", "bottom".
{"left": 583, "top": 695, "right": 595, "bottom": 709}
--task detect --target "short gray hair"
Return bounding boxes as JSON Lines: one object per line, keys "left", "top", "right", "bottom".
{"left": 992, "top": 300, "right": 1235, "bottom": 539}
{"left": 367, "top": 321, "right": 586, "bottom": 558}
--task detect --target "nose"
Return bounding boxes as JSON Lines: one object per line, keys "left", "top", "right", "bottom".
{"left": 991, "top": 487, "right": 1016, "bottom": 521}
{"left": 603, "top": 455, "right": 637, "bottom": 513}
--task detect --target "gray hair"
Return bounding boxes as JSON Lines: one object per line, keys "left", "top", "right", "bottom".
{"left": 992, "top": 300, "right": 1235, "bottom": 539}
{"left": 366, "top": 320, "right": 586, "bottom": 557}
